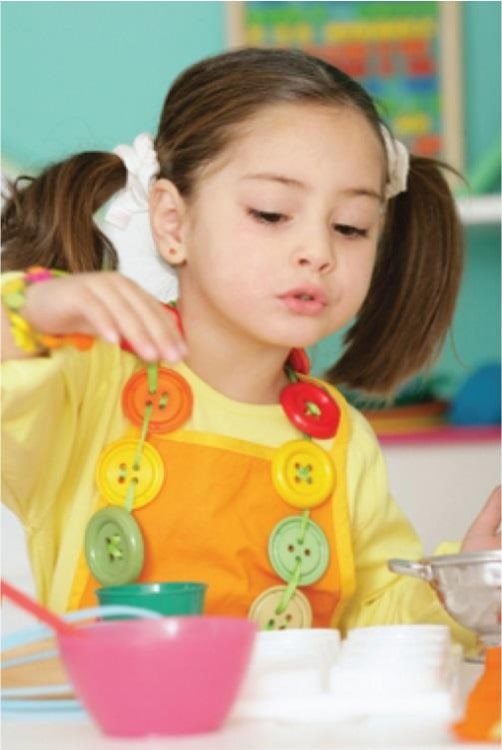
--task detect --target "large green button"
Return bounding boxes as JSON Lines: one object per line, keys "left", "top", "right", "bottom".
{"left": 268, "top": 515, "right": 330, "bottom": 586}
{"left": 84, "top": 506, "right": 144, "bottom": 586}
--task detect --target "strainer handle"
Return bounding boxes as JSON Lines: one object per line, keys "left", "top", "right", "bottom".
{"left": 388, "top": 559, "right": 433, "bottom": 581}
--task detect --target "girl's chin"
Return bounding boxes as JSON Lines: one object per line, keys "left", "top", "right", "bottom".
{"left": 266, "top": 335, "right": 325, "bottom": 352}
{"left": 242, "top": 319, "right": 333, "bottom": 352}
{"left": 275, "top": 327, "right": 331, "bottom": 350}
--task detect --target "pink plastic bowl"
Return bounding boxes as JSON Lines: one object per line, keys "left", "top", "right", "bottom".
{"left": 57, "top": 616, "right": 256, "bottom": 737}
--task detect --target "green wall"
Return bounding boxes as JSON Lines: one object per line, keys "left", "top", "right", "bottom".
{"left": 463, "top": 1, "right": 501, "bottom": 168}
{"left": 2, "top": 1, "right": 500, "bottom": 398}
{"left": 2, "top": 1, "right": 227, "bottom": 169}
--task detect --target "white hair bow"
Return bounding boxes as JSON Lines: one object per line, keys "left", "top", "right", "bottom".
{"left": 380, "top": 126, "right": 409, "bottom": 199}
{"left": 102, "top": 133, "right": 179, "bottom": 303}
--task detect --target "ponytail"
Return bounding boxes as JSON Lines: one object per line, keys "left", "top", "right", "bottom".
{"left": 1, "top": 152, "right": 126, "bottom": 272}
{"left": 328, "top": 156, "right": 463, "bottom": 396}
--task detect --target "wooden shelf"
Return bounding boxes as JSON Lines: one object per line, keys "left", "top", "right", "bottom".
{"left": 378, "top": 425, "right": 501, "bottom": 446}
{"left": 457, "top": 194, "right": 501, "bottom": 225}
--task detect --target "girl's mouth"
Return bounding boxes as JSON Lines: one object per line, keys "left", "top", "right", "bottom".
{"left": 278, "top": 287, "right": 327, "bottom": 316}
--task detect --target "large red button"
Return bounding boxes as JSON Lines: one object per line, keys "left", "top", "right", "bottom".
{"left": 280, "top": 381, "right": 340, "bottom": 439}
{"left": 123, "top": 367, "right": 192, "bottom": 434}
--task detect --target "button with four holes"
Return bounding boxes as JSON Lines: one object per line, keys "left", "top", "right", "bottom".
{"left": 248, "top": 585, "right": 313, "bottom": 630}
{"left": 95, "top": 438, "right": 164, "bottom": 510}
{"left": 84, "top": 506, "right": 144, "bottom": 586}
{"left": 122, "top": 368, "right": 192, "bottom": 434}
{"left": 271, "top": 439, "right": 335, "bottom": 509}
{"left": 268, "top": 515, "right": 330, "bottom": 586}
{"left": 280, "top": 381, "right": 340, "bottom": 439}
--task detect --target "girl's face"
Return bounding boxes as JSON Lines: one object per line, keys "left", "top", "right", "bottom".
{"left": 177, "top": 102, "right": 385, "bottom": 353}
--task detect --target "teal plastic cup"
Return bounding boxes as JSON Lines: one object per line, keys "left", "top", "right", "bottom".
{"left": 96, "top": 581, "right": 207, "bottom": 619}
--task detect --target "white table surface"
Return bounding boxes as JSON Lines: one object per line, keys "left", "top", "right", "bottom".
{"left": 1, "top": 663, "right": 489, "bottom": 750}
{"left": 0, "top": 717, "right": 490, "bottom": 750}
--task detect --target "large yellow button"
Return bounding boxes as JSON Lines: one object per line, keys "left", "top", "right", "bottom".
{"left": 271, "top": 440, "right": 335, "bottom": 509}
{"left": 248, "top": 586, "right": 312, "bottom": 630}
{"left": 96, "top": 438, "right": 165, "bottom": 510}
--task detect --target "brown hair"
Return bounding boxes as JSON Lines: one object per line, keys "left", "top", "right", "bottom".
{"left": 2, "top": 154, "right": 125, "bottom": 272}
{"left": 1, "top": 47, "right": 462, "bottom": 395}
{"left": 328, "top": 155, "right": 463, "bottom": 394}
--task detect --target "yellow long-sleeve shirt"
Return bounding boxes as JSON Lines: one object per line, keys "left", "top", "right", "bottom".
{"left": 1, "top": 336, "right": 474, "bottom": 647}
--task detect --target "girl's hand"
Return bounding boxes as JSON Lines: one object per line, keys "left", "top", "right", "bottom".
{"left": 461, "top": 486, "right": 501, "bottom": 553}
{"left": 23, "top": 272, "right": 187, "bottom": 363}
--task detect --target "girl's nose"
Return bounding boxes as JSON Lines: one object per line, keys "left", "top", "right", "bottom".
{"left": 293, "top": 235, "right": 335, "bottom": 274}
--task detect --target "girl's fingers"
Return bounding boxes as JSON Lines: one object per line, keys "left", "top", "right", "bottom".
{"left": 25, "top": 278, "right": 121, "bottom": 344}
{"left": 104, "top": 278, "right": 186, "bottom": 362}
{"left": 467, "top": 486, "right": 501, "bottom": 536}
{"left": 66, "top": 286, "right": 123, "bottom": 345}
{"left": 81, "top": 276, "right": 186, "bottom": 362}
{"left": 473, "top": 486, "right": 501, "bottom": 535}
{"left": 24, "top": 272, "right": 187, "bottom": 363}
{"left": 461, "top": 485, "right": 501, "bottom": 553}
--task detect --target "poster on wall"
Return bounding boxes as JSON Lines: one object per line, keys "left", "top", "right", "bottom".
{"left": 227, "top": 1, "right": 463, "bottom": 171}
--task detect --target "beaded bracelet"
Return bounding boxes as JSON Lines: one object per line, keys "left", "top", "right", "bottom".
{"left": 1, "top": 266, "right": 94, "bottom": 354}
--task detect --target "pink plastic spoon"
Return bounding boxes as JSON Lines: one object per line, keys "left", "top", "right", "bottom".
{"left": 1, "top": 579, "right": 77, "bottom": 636}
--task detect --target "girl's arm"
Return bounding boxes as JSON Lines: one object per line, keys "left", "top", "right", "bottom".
{"left": 1, "top": 271, "right": 187, "bottom": 364}
{"left": 338, "top": 407, "right": 477, "bottom": 649}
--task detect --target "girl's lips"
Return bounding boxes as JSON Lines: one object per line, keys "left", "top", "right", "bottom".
{"left": 278, "top": 287, "right": 327, "bottom": 316}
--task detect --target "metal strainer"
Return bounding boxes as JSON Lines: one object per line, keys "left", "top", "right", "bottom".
{"left": 388, "top": 550, "right": 501, "bottom": 647}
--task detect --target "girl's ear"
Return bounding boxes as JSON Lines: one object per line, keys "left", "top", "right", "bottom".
{"left": 149, "top": 179, "right": 187, "bottom": 265}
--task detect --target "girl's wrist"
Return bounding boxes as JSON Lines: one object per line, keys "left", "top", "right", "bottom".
{"left": 1, "top": 267, "right": 93, "bottom": 355}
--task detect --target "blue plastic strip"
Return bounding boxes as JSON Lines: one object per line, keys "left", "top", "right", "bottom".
{"left": 1, "top": 604, "right": 162, "bottom": 652}
{"left": 2, "top": 649, "right": 59, "bottom": 668}
{"left": 1, "top": 604, "right": 163, "bottom": 719}
{"left": 2, "top": 683, "right": 74, "bottom": 698}
{"left": 2, "top": 699, "right": 82, "bottom": 712}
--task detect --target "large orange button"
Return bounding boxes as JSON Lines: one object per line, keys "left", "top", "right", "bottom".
{"left": 271, "top": 440, "right": 335, "bottom": 509}
{"left": 123, "top": 367, "right": 192, "bottom": 434}
{"left": 248, "top": 586, "right": 312, "bottom": 630}
{"left": 96, "top": 438, "right": 164, "bottom": 510}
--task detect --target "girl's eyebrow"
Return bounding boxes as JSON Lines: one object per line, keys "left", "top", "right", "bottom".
{"left": 241, "top": 172, "right": 306, "bottom": 189}
{"left": 241, "top": 173, "right": 383, "bottom": 202}
{"left": 342, "top": 187, "right": 384, "bottom": 203}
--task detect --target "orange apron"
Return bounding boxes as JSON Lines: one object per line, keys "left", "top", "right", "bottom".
{"left": 70, "top": 381, "right": 355, "bottom": 627}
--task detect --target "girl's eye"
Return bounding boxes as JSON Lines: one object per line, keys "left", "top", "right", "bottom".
{"left": 335, "top": 224, "right": 368, "bottom": 238}
{"left": 248, "top": 208, "right": 287, "bottom": 224}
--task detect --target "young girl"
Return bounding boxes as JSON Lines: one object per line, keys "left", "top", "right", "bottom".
{"left": 1, "top": 48, "right": 499, "bottom": 646}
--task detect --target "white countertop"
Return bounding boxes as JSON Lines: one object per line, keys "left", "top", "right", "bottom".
{"left": 0, "top": 602, "right": 490, "bottom": 749}
{"left": 1, "top": 711, "right": 490, "bottom": 750}
{"left": 1, "top": 663, "right": 488, "bottom": 750}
